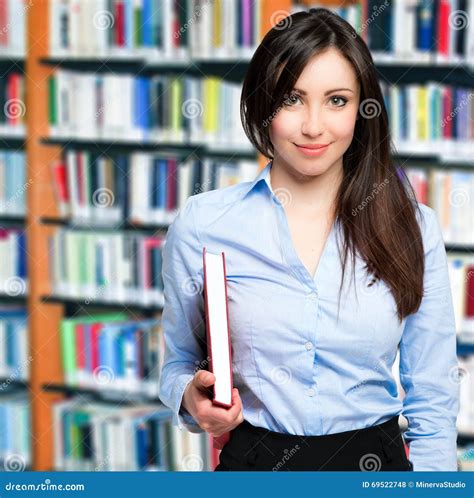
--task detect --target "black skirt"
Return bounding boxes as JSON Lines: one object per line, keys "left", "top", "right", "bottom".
{"left": 214, "top": 415, "right": 414, "bottom": 471}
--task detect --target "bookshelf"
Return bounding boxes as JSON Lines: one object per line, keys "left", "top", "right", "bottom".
{"left": 0, "top": 0, "right": 469, "bottom": 471}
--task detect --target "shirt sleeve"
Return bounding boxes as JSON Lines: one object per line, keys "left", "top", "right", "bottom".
{"left": 399, "top": 205, "right": 460, "bottom": 471}
{"left": 158, "top": 196, "right": 206, "bottom": 434}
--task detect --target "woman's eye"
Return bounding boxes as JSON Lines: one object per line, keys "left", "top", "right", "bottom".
{"left": 330, "top": 96, "right": 348, "bottom": 107}
{"left": 283, "top": 93, "right": 302, "bottom": 106}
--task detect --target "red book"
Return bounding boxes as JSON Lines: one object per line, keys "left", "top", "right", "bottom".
{"left": 75, "top": 323, "right": 86, "bottom": 378}
{"left": 442, "top": 87, "right": 453, "bottom": 139}
{"left": 76, "top": 152, "right": 84, "bottom": 206}
{"left": 202, "top": 247, "right": 234, "bottom": 450}
{"left": 50, "top": 160, "right": 70, "bottom": 217}
{"left": 166, "top": 158, "right": 177, "bottom": 211}
{"left": 7, "top": 73, "right": 20, "bottom": 126}
{"left": 0, "top": 0, "right": 7, "bottom": 49}
{"left": 437, "top": 0, "right": 450, "bottom": 57}
{"left": 465, "top": 265, "right": 474, "bottom": 319}
{"left": 90, "top": 323, "right": 102, "bottom": 373}
{"left": 143, "top": 237, "right": 162, "bottom": 290}
{"left": 115, "top": 0, "right": 125, "bottom": 47}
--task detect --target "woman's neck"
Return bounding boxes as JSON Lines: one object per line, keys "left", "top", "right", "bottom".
{"left": 269, "top": 157, "right": 343, "bottom": 220}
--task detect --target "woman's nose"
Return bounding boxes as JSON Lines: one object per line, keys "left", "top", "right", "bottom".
{"left": 301, "top": 108, "right": 325, "bottom": 136}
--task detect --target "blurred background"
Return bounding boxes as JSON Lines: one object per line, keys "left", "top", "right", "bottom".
{"left": 0, "top": 0, "right": 472, "bottom": 472}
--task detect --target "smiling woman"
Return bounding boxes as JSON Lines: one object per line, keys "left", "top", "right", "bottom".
{"left": 158, "top": 7, "right": 459, "bottom": 473}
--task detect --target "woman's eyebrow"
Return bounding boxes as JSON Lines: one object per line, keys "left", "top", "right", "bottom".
{"left": 293, "top": 87, "right": 355, "bottom": 95}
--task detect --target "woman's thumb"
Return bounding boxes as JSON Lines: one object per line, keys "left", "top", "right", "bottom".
{"left": 195, "top": 370, "right": 215, "bottom": 388}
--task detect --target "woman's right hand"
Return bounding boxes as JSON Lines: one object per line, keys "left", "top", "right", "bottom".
{"left": 181, "top": 370, "right": 244, "bottom": 437}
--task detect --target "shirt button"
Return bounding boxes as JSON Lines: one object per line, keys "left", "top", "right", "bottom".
{"left": 305, "top": 341, "right": 313, "bottom": 351}
{"left": 307, "top": 388, "right": 316, "bottom": 397}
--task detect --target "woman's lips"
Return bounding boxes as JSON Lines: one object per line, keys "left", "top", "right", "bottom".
{"left": 294, "top": 143, "right": 330, "bottom": 156}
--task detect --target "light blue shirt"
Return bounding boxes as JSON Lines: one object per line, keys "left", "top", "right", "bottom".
{"left": 158, "top": 160, "right": 460, "bottom": 471}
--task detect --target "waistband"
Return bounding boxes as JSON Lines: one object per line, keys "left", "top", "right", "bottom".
{"left": 234, "top": 415, "right": 401, "bottom": 442}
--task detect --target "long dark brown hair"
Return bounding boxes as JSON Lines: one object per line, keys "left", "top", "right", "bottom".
{"left": 240, "top": 7, "right": 424, "bottom": 324}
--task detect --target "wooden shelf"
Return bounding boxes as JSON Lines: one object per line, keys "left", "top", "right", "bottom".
{"left": 41, "top": 294, "right": 163, "bottom": 313}
{"left": 40, "top": 216, "right": 170, "bottom": 232}
{"left": 42, "top": 383, "right": 162, "bottom": 405}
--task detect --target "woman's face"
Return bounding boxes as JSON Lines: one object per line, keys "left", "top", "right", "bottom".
{"left": 269, "top": 48, "right": 360, "bottom": 180}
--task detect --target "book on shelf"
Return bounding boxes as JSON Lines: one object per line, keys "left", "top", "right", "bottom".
{"left": 456, "top": 355, "right": 474, "bottom": 436}
{"left": 0, "top": 227, "right": 27, "bottom": 295}
{"left": 59, "top": 314, "right": 163, "bottom": 398}
{"left": 295, "top": 0, "right": 474, "bottom": 66}
{"left": 380, "top": 81, "right": 474, "bottom": 162}
{"left": 0, "top": 71, "right": 25, "bottom": 136}
{"left": 457, "top": 444, "right": 474, "bottom": 471}
{"left": 52, "top": 398, "right": 214, "bottom": 471}
{"left": 0, "top": 0, "right": 26, "bottom": 58}
{"left": 50, "top": 151, "right": 259, "bottom": 226}
{"left": 49, "top": 0, "right": 189, "bottom": 60}
{"left": 448, "top": 256, "right": 474, "bottom": 338}
{"left": 403, "top": 166, "right": 474, "bottom": 245}
{"left": 189, "top": 0, "right": 263, "bottom": 60}
{"left": 48, "top": 229, "right": 165, "bottom": 306}
{"left": 49, "top": 0, "right": 263, "bottom": 61}
{"left": 0, "top": 306, "right": 29, "bottom": 382}
{"left": 0, "top": 393, "right": 31, "bottom": 470}
{"left": 47, "top": 70, "right": 250, "bottom": 149}
{"left": 0, "top": 150, "right": 26, "bottom": 217}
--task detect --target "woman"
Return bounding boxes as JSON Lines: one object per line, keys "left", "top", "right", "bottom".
{"left": 158, "top": 8, "right": 459, "bottom": 471}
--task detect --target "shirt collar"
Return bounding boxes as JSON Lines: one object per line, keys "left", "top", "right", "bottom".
{"left": 241, "top": 159, "right": 274, "bottom": 199}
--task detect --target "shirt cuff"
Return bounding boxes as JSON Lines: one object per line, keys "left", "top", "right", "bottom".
{"left": 406, "top": 430, "right": 459, "bottom": 471}
{"left": 173, "top": 373, "right": 205, "bottom": 434}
